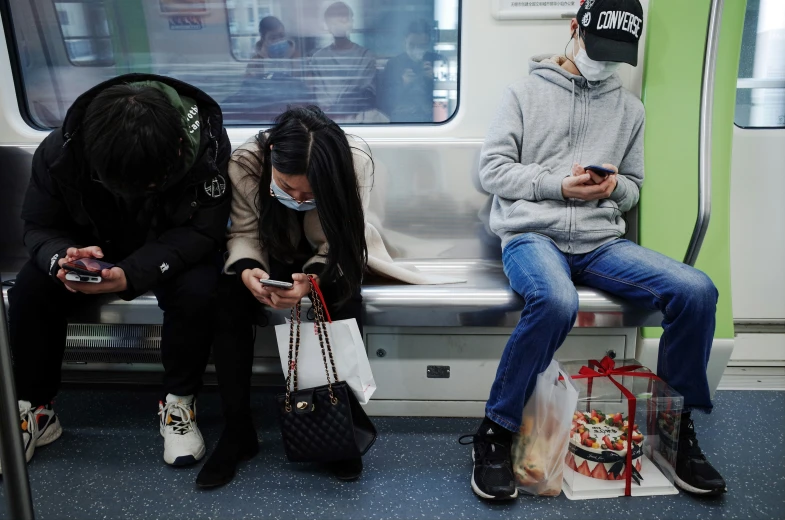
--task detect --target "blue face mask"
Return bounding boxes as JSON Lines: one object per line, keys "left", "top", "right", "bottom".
{"left": 267, "top": 39, "right": 291, "bottom": 59}
{"left": 270, "top": 178, "right": 316, "bottom": 212}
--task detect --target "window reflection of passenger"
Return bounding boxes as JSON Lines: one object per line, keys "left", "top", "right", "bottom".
{"left": 224, "top": 16, "right": 312, "bottom": 123}
{"left": 379, "top": 20, "right": 441, "bottom": 123}
{"left": 309, "top": 2, "right": 377, "bottom": 120}
{"left": 246, "top": 16, "right": 301, "bottom": 78}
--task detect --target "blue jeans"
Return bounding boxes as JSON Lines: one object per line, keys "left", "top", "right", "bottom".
{"left": 486, "top": 234, "right": 718, "bottom": 432}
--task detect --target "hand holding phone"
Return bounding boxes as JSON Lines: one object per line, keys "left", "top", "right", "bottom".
{"left": 63, "top": 258, "right": 116, "bottom": 283}
{"left": 584, "top": 165, "right": 616, "bottom": 177}
{"left": 241, "top": 268, "right": 274, "bottom": 306}
{"left": 260, "top": 279, "right": 294, "bottom": 290}
{"left": 65, "top": 272, "right": 101, "bottom": 283}
{"left": 264, "top": 273, "right": 311, "bottom": 310}
{"left": 564, "top": 164, "right": 619, "bottom": 200}
{"left": 58, "top": 261, "right": 127, "bottom": 294}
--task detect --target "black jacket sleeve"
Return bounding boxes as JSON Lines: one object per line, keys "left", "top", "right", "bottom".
{"left": 21, "top": 134, "right": 81, "bottom": 279}
{"left": 116, "top": 130, "right": 232, "bottom": 300}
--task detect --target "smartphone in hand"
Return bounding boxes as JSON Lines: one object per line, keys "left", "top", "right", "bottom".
{"left": 63, "top": 258, "right": 115, "bottom": 283}
{"left": 584, "top": 165, "right": 616, "bottom": 177}
{"left": 260, "top": 279, "right": 294, "bottom": 290}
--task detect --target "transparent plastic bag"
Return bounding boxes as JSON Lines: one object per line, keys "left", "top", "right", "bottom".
{"left": 511, "top": 359, "right": 579, "bottom": 496}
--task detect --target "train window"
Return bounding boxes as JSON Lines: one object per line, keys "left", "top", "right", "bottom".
{"left": 226, "top": 0, "right": 273, "bottom": 61}
{"left": 53, "top": 1, "right": 114, "bottom": 67}
{"left": 735, "top": 0, "right": 785, "bottom": 129}
{"left": 2, "top": 0, "right": 460, "bottom": 129}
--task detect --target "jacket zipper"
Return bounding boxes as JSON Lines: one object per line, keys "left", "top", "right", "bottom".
{"left": 574, "top": 88, "right": 586, "bottom": 252}
{"left": 567, "top": 89, "right": 581, "bottom": 254}
{"left": 569, "top": 87, "right": 589, "bottom": 254}
{"left": 570, "top": 87, "right": 589, "bottom": 253}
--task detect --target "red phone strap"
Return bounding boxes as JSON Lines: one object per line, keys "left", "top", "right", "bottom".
{"left": 307, "top": 275, "right": 332, "bottom": 323}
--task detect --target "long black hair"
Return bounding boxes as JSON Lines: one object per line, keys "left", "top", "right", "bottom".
{"left": 233, "top": 106, "right": 369, "bottom": 303}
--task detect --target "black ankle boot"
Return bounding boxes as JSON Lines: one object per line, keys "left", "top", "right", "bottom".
{"left": 196, "top": 423, "right": 259, "bottom": 489}
{"left": 326, "top": 457, "right": 363, "bottom": 481}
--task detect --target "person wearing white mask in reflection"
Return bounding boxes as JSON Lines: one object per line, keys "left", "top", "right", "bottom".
{"left": 468, "top": 0, "right": 727, "bottom": 501}
{"left": 379, "top": 19, "right": 442, "bottom": 123}
{"left": 246, "top": 16, "right": 301, "bottom": 78}
{"left": 309, "top": 1, "right": 377, "bottom": 120}
{"left": 230, "top": 15, "right": 312, "bottom": 123}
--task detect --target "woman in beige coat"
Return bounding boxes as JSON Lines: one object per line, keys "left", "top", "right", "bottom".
{"left": 196, "top": 106, "right": 372, "bottom": 488}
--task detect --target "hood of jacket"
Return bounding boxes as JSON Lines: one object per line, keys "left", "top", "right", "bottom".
{"left": 50, "top": 73, "right": 224, "bottom": 190}
{"left": 478, "top": 54, "right": 646, "bottom": 254}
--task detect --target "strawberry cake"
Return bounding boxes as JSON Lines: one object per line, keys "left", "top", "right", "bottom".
{"left": 565, "top": 409, "right": 645, "bottom": 482}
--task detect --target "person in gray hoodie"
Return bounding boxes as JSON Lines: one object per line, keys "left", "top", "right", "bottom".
{"left": 462, "top": 0, "right": 726, "bottom": 501}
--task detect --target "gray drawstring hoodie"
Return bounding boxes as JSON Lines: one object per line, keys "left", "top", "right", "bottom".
{"left": 479, "top": 54, "right": 645, "bottom": 254}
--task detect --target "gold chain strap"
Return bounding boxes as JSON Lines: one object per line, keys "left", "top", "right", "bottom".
{"left": 283, "top": 278, "right": 339, "bottom": 412}
{"left": 309, "top": 282, "right": 338, "bottom": 405}
{"left": 283, "top": 301, "right": 301, "bottom": 413}
{"left": 312, "top": 287, "right": 339, "bottom": 383}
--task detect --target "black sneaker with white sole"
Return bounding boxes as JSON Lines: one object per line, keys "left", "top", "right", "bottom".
{"left": 459, "top": 418, "right": 518, "bottom": 501}
{"left": 673, "top": 412, "right": 727, "bottom": 496}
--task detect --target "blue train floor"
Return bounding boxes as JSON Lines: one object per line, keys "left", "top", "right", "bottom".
{"left": 1, "top": 388, "right": 783, "bottom": 520}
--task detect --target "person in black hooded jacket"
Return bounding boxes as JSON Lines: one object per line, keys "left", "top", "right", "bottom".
{"left": 0, "top": 73, "right": 231, "bottom": 475}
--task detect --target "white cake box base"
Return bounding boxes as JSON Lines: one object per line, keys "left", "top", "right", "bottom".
{"left": 562, "top": 452, "right": 678, "bottom": 500}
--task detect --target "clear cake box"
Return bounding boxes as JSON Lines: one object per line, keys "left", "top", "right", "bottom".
{"left": 560, "top": 358, "right": 684, "bottom": 500}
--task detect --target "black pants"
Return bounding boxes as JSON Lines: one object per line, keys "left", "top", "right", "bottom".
{"left": 213, "top": 262, "right": 362, "bottom": 420}
{"left": 8, "top": 261, "right": 219, "bottom": 406}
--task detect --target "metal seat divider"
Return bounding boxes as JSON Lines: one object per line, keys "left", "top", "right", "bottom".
{"left": 0, "top": 273, "right": 35, "bottom": 520}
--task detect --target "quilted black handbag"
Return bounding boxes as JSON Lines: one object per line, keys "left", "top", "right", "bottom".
{"left": 276, "top": 277, "right": 377, "bottom": 463}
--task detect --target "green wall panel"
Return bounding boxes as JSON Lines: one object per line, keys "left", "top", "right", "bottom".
{"left": 639, "top": 0, "right": 745, "bottom": 339}
{"left": 106, "top": 0, "right": 151, "bottom": 73}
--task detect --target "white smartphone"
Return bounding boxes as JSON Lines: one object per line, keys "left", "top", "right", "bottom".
{"left": 260, "top": 279, "right": 293, "bottom": 289}
{"left": 65, "top": 272, "right": 102, "bottom": 283}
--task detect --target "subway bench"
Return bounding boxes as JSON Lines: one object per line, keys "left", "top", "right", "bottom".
{"left": 1, "top": 259, "right": 660, "bottom": 416}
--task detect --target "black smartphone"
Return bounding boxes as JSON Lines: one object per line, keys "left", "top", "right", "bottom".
{"left": 585, "top": 165, "right": 616, "bottom": 177}
{"left": 63, "top": 258, "right": 115, "bottom": 283}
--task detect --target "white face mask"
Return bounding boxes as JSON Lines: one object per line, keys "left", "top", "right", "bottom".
{"left": 406, "top": 45, "right": 427, "bottom": 62}
{"left": 574, "top": 47, "right": 621, "bottom": 82}
{"left": 327, "top": 19, "right": 352, "bottom": 38}
{"left": 270, "top": 178, "right": 316, "bottom": 212}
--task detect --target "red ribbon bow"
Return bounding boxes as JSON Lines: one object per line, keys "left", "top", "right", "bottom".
{"left": 569, "top": 356, "right": 661, "bottom": 496}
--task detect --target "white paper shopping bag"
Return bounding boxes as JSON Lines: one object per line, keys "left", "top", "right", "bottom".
{"left": 276, "top": 317, "right": 376, "bottom": 404}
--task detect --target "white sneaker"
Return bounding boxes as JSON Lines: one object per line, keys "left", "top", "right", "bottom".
{"left": 0, "top": 401, "right": 63, "bottom": 475}
{"left": 159, "top": 394, "right": 205, "bottom": 466}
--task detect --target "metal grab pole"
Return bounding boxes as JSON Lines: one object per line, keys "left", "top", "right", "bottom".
{"left": 0, "top": 278, "right": 36, "bottom": 520}
{"left": 684, "top": 0, "right": 724, "bottom": 266}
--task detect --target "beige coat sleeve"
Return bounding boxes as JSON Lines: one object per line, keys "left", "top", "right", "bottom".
{"left": 224, "top": 144, "right": 270, "bottom": 274}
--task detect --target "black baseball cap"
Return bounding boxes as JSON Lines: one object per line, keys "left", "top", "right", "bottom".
{"left": 576, "top": 0, "right": 644, "bottom": 66}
